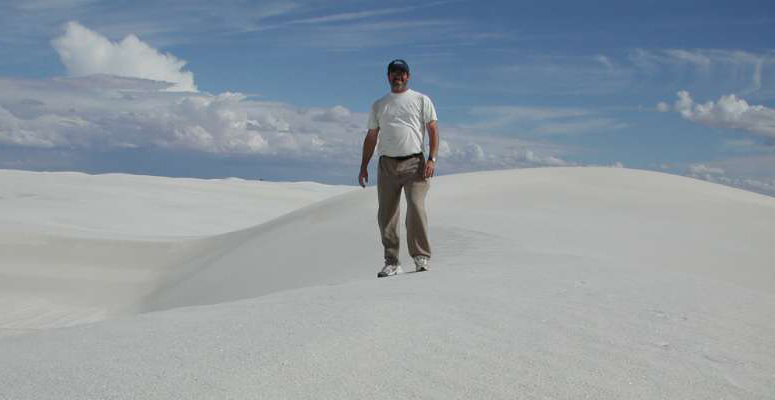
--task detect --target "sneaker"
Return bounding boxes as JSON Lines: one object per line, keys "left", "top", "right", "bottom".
{"left": 413, "top": 256, "right": 430, "bottom": 272}
{"left": 377, "top": 261, "right": 403, "bottom": 278}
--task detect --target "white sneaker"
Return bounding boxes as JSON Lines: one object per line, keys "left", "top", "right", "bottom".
{"left": 413, "top": 256, "right": 430, "bottom": 272}
{"left": 377, "top": 261, "right": 403, "bottom": 278}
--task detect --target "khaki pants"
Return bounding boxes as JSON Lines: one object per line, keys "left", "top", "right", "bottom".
{"left": 377, "top": 154, "right": 431, "bottom": 263}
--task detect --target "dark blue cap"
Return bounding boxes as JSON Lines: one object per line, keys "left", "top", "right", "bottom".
{"left": 388, "top": 59, "right": 410, "bottom": 73}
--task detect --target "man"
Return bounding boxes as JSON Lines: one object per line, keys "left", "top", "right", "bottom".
{"left": 359, "top": 59, "right": 439, "bottom": 278}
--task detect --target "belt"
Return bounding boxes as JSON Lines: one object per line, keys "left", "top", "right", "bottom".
{"left": 384, "top": 153, "right": 423, "bottom": 161}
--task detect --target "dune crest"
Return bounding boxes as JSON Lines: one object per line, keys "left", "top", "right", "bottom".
{"left": 140, "top": 167, "right": 775, "bottom": 314}
{"left": 1, "top": 168, "right": 774, "bottom": 398}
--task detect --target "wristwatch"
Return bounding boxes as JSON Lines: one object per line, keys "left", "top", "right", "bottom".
{"left": 428, "top": 156, "right": 436, "bottom": 163}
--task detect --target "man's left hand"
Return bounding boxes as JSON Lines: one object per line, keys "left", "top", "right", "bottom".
{"left": 424, "top": 160, "right": 435, "bottom": 179}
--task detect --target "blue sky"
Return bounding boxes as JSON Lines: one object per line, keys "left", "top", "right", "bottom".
{"left": 1, "top": 0, "right": 774, "bottom": 194}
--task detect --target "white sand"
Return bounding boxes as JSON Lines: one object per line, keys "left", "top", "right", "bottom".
{"left": 1, "top": 167, "right": 774, "bottom": 399}
{"left": 0, "top": 169, "right": 351, "bottom": 239}
{"left": 0, "top": 169, "right": 353, "bottom": 335}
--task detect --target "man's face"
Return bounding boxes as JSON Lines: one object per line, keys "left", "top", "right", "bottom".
{"left": 388, "top": 69, "right": 409, "bottom": 92}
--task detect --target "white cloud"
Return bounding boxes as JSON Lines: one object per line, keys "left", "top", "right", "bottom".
{"left": 499, "top": 55, "right": 634, "bottom": 96}
{"left": 147, "top": 93, "right": 269, "bottom": 153}
{"left": 0, "top": 74, "right": 574, "bottom": 178}
{"left": 285, "top": 19, "right": 458, "bottom": 51}
{"left": 288, "top": 8, "right": 406, "bottom": 24}
{"left": 686, "top": 167, "right": 775, "bottom": 197}
{"left": 51, "top": 21, "right": 196, "bottom": 92}
{"left": 629, "top": 49, "right": 773, "bottom": 95}
{"left": 0, "top": 76, "right": 362, "bottom": 159}
{"left": 595, "top": 55, "right": 614, "bottom": 69}
{"left": 0, "top": 19, "right": 578, "bottom": 180}
{"left": 0, "top": 106, "right": 67, "bottom": 148}
{"left": 437, "top": 140, "right": 452, "bottom": 158}
{"left": 287, "top": 1, "right": 456, "bottom": 25}
{"left": 520, "top": 150, "right": 568, "bottom": 167}
{"left": 465, "top": 143, "right": 486, "bottom": 162}
{"left": 737, "top": 177, "right": 775, "bottom": 195}
{"left": 312, "top": 105, "right": 352, "bottom": 123}
{"left": 656, "top": 102, "right": 670, "bottom": 112}
{"left": 689, "top": 164, "right": 725, "bottom": 175}
{"left": 484, "top": 49, "right": 773, "bottom": 99}
{"left": 663, "top": 49, "right": 712, "bottom": 70}
{"left": 669, "top": 90, "right": 775, "bottom": 137}
{"left": 466, "top": 106, "right": 624, "bottom": 136}
{"left": 439, "top": 137, "right": 570, "bottom": 170}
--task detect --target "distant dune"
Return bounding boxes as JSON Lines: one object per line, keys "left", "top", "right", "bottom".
{"left": 0, "top": 169, "right": 353, "bottom": 335}
{"left": 1, "top": 167, "right": 773, "bottom": 399}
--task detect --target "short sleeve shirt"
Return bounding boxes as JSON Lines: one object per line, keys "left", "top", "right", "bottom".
{"left": 367, "top": 89, "right": 437, "bottom": 157}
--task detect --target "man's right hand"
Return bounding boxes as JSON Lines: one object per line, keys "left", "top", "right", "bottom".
{"left": 359, "top": 129, "right": 378, "bottom": 188}
{"left": 358, "top": 169, "right": 368, "bottom": 188}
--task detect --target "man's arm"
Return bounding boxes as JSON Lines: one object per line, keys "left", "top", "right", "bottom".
{"left": 424, "top": 120, "right": 439, "bottom": 179}
{"left": 359, "top": 128, "right": 379, "bottom": 188}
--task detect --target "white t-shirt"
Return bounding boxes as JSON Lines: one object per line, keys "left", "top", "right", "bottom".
{"left": 367, "top": 89, "right": 437, "bottom": 157}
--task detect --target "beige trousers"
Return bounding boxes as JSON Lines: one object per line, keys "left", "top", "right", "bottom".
{"left": 377, "top": 154, "right": 431, "bottom": 263}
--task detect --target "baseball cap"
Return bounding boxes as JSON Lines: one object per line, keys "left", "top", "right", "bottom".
{"left": 388, "top": 59, "right": 410, "bottom": 73}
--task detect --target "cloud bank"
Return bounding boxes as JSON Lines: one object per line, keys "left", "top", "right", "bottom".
{"left": 0, "top": 21, "right": 577, "bottom": 182}
{"left": 52, "top": 21, "right": 196, "bottom": 92}
{"left": 0, "top": 74, "right": 575, "bottom": 183}
{"left": 662, "top": 91, "right": 775, "bottom": 137}
{"left": 686, "top": 163, "right": 775, "bottom": 196}
{"left": 0, "top": 73, "right": 569, "bottom": 175}
{"left": 0, "top": 76, "right": 361, "bottom": 158}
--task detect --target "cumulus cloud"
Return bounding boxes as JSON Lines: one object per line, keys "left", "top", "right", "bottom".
{"left": 0, "top": 21, "right": 580, "bottom": 182}
{"left": 521, "top": 150, "right": 568, "bottom": 167}
{"left": 52, "top": 21, "right": 196, "bottom": 92}
{"left": 464, "top": 143, "right": 486, "bottom": 162}
{"left": 0, "top": 76, "right": 363, "bottom": 159}
{"left": 0, "top": 74, "right": 575, "bottom": 180}
{"left": 686, "top": 165, "right": 775, "bottom": 197}
{"left": 0, "top": 21, "right": 361, "bottom": 161}
{"left": 436, "top": 135, "right": 570, "bottom": 171}
{"left": 312, "top": 105, "right": 352, "bottom": 123}
{"left": 668, "top": 90, "right": 775, "bottom": 137}
{"left": 145, "top": 92, "right": 268, "bottom": 153}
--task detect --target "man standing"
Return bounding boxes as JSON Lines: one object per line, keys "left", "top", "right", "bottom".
{"left": 359, "top": 59, "right": 439, "bottom": 278}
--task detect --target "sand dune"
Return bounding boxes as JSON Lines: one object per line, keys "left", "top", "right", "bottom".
{"left": 141, "top": 167, "right": 775, "bottom": 313}
{"left": 0, "top": 169, "right": 351, "bottom": 239}
{"left": 1, "top": 167, "right": 774, "bottom": 398}
{"left": 0, "top": 170, "right": 352, "bottom": 334}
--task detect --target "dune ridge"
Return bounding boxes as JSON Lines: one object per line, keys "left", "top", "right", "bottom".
{"left": 140, "top": 167, "right": 775, "bottom": 314}
{"left": 1, "top": 167, "right": 774, "bottom": 398}
{"left": 0, "top": 169, "right": 353, "bottom": 334}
